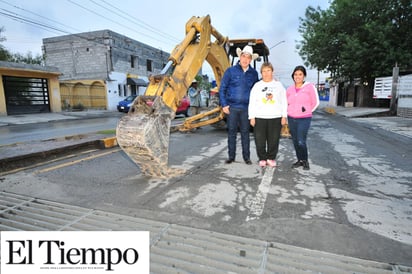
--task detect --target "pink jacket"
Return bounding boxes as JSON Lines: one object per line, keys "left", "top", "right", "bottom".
{"left": 286, "top": 82, "right": 319, "bottom": 118}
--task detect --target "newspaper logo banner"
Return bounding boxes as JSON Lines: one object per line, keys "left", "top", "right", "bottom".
{"left": 1, "top": 231, "right": 149, "bottom": 274}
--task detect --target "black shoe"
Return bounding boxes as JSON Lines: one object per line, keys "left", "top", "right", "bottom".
{"left": 302, "top": 160, "right": 310, "bottom": 170}
{"left": 245, "top": 159, "right": 252, "bottom": 165}
{"left": 292, "top": 161, "right": 303, "bottom": 168}
{"left": 225, "top": 159, "right": 234, "bottom": 164}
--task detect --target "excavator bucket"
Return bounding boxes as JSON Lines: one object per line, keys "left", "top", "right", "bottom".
{"left": 116, "top": 96, "right": 184, "bottom": 178}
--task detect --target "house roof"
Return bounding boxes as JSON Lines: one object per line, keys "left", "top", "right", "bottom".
{"left": 0, "top": 61, "right": 60, "bottom": 75}
{"left": 127, "top": 77, "right": 148, "bottom": 86}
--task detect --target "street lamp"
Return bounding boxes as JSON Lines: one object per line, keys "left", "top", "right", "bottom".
{"left": 270, "top": 40, "right": 285, "bottom": 50}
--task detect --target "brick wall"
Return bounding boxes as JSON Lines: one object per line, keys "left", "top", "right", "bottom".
{"left": 43, "top": 30, "right": 169, "bottom": 81}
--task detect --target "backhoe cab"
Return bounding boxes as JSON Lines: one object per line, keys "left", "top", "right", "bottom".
{"left": 227, "top": 38, "right": 270, "bottom": 65}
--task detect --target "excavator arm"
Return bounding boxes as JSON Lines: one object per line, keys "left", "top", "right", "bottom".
{"left": 116, "top": 15, "right": 231, "bottom": 178}
{"left": 116, "top": 15, "right": 271, "bottom": 178}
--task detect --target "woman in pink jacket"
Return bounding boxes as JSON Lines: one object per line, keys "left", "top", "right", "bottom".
{"left": 286, "top": 66, "right": 319, "bottom": 170}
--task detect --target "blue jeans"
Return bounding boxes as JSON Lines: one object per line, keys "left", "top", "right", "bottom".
{"left": 226, "top": 108, "right": 250, "bottom": 161}
{"left": 287, "top": 116, "right": 312, "bottom": 161}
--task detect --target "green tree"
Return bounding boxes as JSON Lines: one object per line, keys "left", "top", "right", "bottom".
{"left": 0, "top": 26, "right": 43, "bottom": 64}
{"left": 9, "top": 51, "right": 44, "bottom": 65}
{"left": 0, "top": 27, "right": 12, "bottom": 61}
{"left": 298, "top": 0, "right": 412, "bottom": 82}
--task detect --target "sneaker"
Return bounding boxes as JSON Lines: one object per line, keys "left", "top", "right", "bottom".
{"left": 245, "top": 159, "right": 252, "bottom": 165}
{"left": 225, "top": 159, "right": 234, "bottom": 164}
{"left": 292, "top": 161, "right": 303, "bottom": 168}
{"left": 266, "top": 159, "right": 277, "bottom": 167}
{"left": 302, "top": 160, "right": 310, "bottom": 170}
{"left": 259, "top": 160, "right": 267, "bottom": 167}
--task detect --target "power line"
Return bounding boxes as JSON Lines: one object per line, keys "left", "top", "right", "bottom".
{"left": 95, "top": 0, "right": 180, "bottom": 43}
{"left": 0, "top": 9, "right": 69, "bottom": 35}
{"left": 0, "top": 0, "right": 82, "bottom": 33}
{"left": 1, "top": 0, "right": 180, "bottom": 53}
{"left": 0, "top": 8, "right": 164, "bottom": 56}
{"left": 67, "top": 0, "right": 175, "bottom": 48}
{"left": 0, "top": 9, "right": 107, "bottom": 55}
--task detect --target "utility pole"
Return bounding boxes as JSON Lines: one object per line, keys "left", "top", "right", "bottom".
{"left": 390, "top": 63, "right": 399, "bottom": 115}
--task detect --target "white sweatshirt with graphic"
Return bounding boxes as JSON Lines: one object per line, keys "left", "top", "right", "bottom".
{"left": 248, "top": 79, "right": 287, "bottom": 119}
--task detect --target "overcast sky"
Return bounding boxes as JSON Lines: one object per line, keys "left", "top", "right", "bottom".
{"left": 0, "top": 0, "right": 331, "bottom": 86}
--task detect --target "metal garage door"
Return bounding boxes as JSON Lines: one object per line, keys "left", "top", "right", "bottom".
{"left": 3, "top": 76, "right": 50, "bottom": 115}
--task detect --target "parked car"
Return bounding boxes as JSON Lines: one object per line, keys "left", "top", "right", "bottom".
{"left": 121, "top": 95, "right": 190, "bottom": 116}
{"left": 117, "top": 95, "right": 137, "bottom": 112}
{"left": 176, "top": 96, "right": 190, "bottom": 117}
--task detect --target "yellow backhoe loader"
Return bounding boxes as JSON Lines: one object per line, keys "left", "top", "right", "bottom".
{"left": 116, "top": 15, "right": 289, "bottom": 178}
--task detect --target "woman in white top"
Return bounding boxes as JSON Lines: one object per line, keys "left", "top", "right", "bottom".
{"left": 248, "top": 62, "right": 288, "bottom": 167}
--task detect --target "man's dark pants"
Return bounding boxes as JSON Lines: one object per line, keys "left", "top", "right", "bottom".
{"left": 226, "top": 108, "right": 250, "bottom": 161}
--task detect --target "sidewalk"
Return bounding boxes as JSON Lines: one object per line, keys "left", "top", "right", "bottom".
{"left": 321, "top": 103, "right": 412, "bottom": 139}
{"left": 321, "top": 101, "right": 390, "bottom": 118}
{"left": 0, "top": 109, "right": 118, "bottom": 127}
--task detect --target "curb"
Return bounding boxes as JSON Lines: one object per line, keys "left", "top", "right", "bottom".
{"left": 323, "top": 106, "right": 336, "bottom": 115}
{"left": 99, "top": 137, "right": 118, "bottom": 148}
{"left": 0, "top": 137, "right": 118, "bottom": 174}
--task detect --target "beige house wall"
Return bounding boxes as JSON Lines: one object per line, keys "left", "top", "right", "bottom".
{"left": 0, "top": 66, "right": 61, "bottom": 115}
{"left": 59, "top": 79, "right": 107, "bottom": 110}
